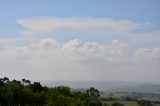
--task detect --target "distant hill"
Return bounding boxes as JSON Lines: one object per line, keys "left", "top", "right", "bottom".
{"left": 42, "top": 81, "right": 160, "bottom": 93}
{"left": 42, "top": 81, "right": 160, "bottom": 101}
{"left": 108, "top": 84, "right": 160, "bottom": 94}
{"left": 102, "top": 92, "right": 160, "bottom": 101}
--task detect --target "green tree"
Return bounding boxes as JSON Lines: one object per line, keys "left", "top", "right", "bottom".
{"left": 0, "top": 77, "right": 104, "bottom": 106}
{"left": 86, "top": 87, "right": 100, "bottom": 99}
{"left": 111, "top": 102, "right": 125, "bottom": 106}
{"left": 137, "top": 100, "right": 154, "bottom": 106}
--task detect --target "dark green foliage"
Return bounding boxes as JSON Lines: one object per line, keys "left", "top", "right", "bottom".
{"left": 103, "top": 103, "right": 110, "bottom": 106}
{"left": 87, "top": 87, "right": 100, "bottom": 99}
{"left": 45, "top": 86, "right": 103, "bottom": 106}
{"left": 0, "top": 77, "right": 104, "bottom": 106}
{"left": 137, "top": 99, "right": 154, "bottom": 106}
{"left": 45, "top": 86, "right": 72, "bottom": 106}
{"left": 111, "top": 102, "right": 125, "bottom": 106}
{"left": 0, "top": 77, "right": 46, "bottom": 106}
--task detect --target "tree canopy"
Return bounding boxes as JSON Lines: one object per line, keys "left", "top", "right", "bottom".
{"left": 0, "top": 77, "right": 103, "bottom": 106}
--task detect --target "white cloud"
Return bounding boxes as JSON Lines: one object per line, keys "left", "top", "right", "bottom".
{"left": 135, "top": 48, "right": 160, "bottom": 64}
{"left": 0, "top": 37, "right": 160, "bottom": 81}
{"left": 16, "top": 16, "right": 160, "bottom": 48}
{"left": 0, "top": 17, "right": 160, "bottom": 81}
{"left": 0, "top": 37, "right": 32, "bottom": 49}
{"left": 30, "top": 38, "right": 60, "bottom": 48}
{"left": 17, "top": 17, "right": 144, "bottom": 36}
{"left": 130, "top": 31, "right": 160, "bottom": 45}
{"left": 63, "top": 39, "right": 81, "bottom": 50}
{"left": 108, "top": 39, "right": 128, "bottom": 57}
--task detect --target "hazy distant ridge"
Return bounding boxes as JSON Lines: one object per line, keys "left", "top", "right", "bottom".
{"left": 42, "top": 81, "right": 160, "bottom": 94}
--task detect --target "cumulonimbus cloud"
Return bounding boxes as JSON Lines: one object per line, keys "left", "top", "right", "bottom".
{"left": 0, "top": 38, "right": 160, "bottom": 81}
{"left": 17, "top": 17, "right": 145, "bottom": 36}
{"left": 0, "top": 17, "right": 160, "bottom": 81}
{"left": 16, "top": 17, "right": 160, "bottom": 47}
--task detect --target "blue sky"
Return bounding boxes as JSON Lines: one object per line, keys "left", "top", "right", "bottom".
{"left": 0, "top": 0, "right": 160, "bottom": 81}
{"left": 0, "top": 0, "right": 160, "bottom": 37}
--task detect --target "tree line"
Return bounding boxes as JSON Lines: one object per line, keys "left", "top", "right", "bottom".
{"left": 0, "top": 77, "right": 103, "bottom": 106}
{"left": 0, "top": 77, "right": 156, "bottom": 106}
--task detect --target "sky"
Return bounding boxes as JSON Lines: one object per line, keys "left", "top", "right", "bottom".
{"left": 0, "top": 0, "right": 160, "bottom": 82}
